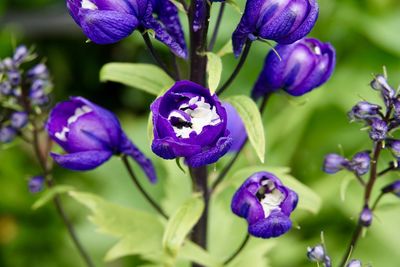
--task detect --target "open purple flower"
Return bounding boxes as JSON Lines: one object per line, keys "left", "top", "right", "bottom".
{"left": 232, "top": 0, "right": 319, "bottom": 57}
{"left": 47, "top": 97, "right": 157, "bottom": 183}
{"left": 151, "top": 81, "right": 232, "bottom": 167}
{"left": 231, "top": 172, "right": 298, "bottom": 238}
{"left": 252, "top": 38, "right": 335, "bottom": 99}
{"left": 66, "top": 0, "right": 187, "bottom": 58}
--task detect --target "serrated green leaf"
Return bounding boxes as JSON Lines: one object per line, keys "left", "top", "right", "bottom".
{"left": 100, "top": 63, "right": 174, "bottom": 96}
{"left": 225, "top": 95, "right": 265, "bottom": 163}
{"left": 217, "top": 40, "right": 233, "bottom": 57}
{"left": 206, "top": 52, "right": 223, "bottom": 94}
{"left": 180, "top": 241, "right": 222, "bottom": 267}
{"left": 162, "top": 195, "right": 204, "bottom": 257}
{"left": 219, "top": 166, "right": 322, "bottom": 214}
{"left": 32, "top": 185, "right": 74, "bottom": 210}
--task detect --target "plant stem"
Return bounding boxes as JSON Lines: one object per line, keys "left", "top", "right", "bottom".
{"left": 216, "top": 40, "right": 252, "bottom": 95}
{"left": 208, "top": 2, "right": 225, "bottom": 51}
{"left": 31, "top": 123, "right": 96, "bottom": 267}
{"left": 121, "top": 155, "right": 168, "bottom": 219}
{"left": 378, "top": 163, "right": 396, "bottom": 177}
{"left": 224, "top": 234, "right": 250, "bottom": 264}
{"left": 210, "top": 94, "right": 270, "bottom": 193}
{"left": 141, "top": 31, "right": 178, "bottom": 80}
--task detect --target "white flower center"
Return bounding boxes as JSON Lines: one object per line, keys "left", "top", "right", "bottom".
{"left": 54, "top": 105, "right": 92, "bottom": 142}
{"left": 81, "top": 0, "right": 98, "bottom": 10}
{"left": 259, "top": 180, "right": 285, "bottom": 218}
{"left": 168, "top": 96, "right": 221, "bottom": 138}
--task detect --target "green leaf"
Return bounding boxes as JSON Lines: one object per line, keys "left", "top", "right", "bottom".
{"left": 169, "top": 0, "right": 186, "bottom": 12}
{"left": 226, "top": 238, "right": 275, "bottom": 267}
{"left": 219, "top": 166, "right": 322, "bottom": 214}
{"left": 340, "top": 174, "right": 355, "bottom": 202}
{"left": 225, "top": 0, "right": 242, "bottom": 14}
{"left": 162, "top": 195, "right": 205, "bottom": 257}
{"left": 180, "top": 241, "right": 222, "bottom": 267}
{"left": 32, "top": 185, "right": 74, "bottom": 210}
{"left": 205, "top": 52, "right": 223, "bottom": 94}
{"left": 147, "top": 111, "right": 154, "bottom": 144}
{"left": 100, "top": 63, "right": 174, "bottom": 96}
{"left": 225, "top": 95, "right": 265, "bottom": 163}
{"left": 217, "top": 40, "right": 233, "bottom": 57}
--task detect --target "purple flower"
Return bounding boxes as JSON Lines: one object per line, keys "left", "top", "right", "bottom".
{"left": 231, "top": 172, "right": 298, "bottom": 238}
{"left": 393, "top": 98, "right": 400, "bottom": 119}
{"left": 370, "top": 75, "right": 395, "bottom": 101}
{"left": 359, "top": 205, "right": 373, "bottom": 227}
{"left": 307, "top": 244, "right": 326, "bottom": 262}
{"left": 223, "top": 102, "right": 247, "bottom": 152}
{"left": 232, "top": 0, "right": 319, "bottom": 57}
{"left": 387, "top": 139, "right": 400, "bottom": 158}
{"left": 30, "top": 80, "right": 50, "bottom": 106}
{"left": 0, "top": 126, "right": 16, "bottom": 143}
{"left": 323, "top": 153, "right": 347, "bottom": 174}
{"left": 7, "top": 70, "right": 21, "bottom": 86}
{"left": 13, "top": 45, "right": 29, "bottom": 65}
{"left": 27, "top": 64, "right": 49, "bottom": 80}
{"left": 47, "top": 97, "right": 157, "bottom": 182}
{"left": 382, "top": 180, "right": 400, "bottom": 197}
{"left": 66, "top": 0, "right": 187, "bottom": 58}
{"left": 346, "top": 260, "right": 362, "bottom": 267}
{"left": 348, "top": 101, "right": 381, "bottom": 121}
{"left": 10, "top": 112, "right": 29, "bottom": 129}
{"left": 252, "top": 38, "right": 335, "bottom": 99}
{"left": 347, "top": 151, "right": 370, "bottom": 176}
{"left": 369, "top": 118, "right": 388, "bottom": 141}
{"left": 29, "top": 176, "right": 45, "bottom": 193}
{"left": 0, "top": 81, "right": 13, "bottom": 96}
{"left": 151, "top": 81, "right": 232, "bottom": 167}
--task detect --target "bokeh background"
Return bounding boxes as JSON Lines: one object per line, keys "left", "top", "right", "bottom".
{"left": 1, "top": 0, "right": 400, "bottom": 266}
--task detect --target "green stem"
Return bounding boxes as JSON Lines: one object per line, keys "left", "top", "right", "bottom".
{"left": 224, "top": 234, "right": 250, "bottom": 264}
{"left": 208, "top": 2, "right": 225, "bottom": 51}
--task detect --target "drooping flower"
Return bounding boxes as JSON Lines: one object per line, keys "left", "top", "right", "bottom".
{"left": 223, "top": 102, "right": 247, "bottom": 152}
{"left": 323, "top": 154, "right": 347, "bottom": 174}
{"left": 347, "top": 151, "right": 370, "bottom": 176}
{"left": 231, "top": 171, "right": 298, "bottom": 238}
{"left": 382, "top": 180, "right": 400, "bottom": 197}
{"left": 348, "top": 101, "right": 381, "bottom": 121}
{"left": 252, "top": 38, "right": 335, "bottom": 99}
{"left": 151, "top": 81, "right": 232, "bottom": 167}
{"left": 47, "top": 96, "right": 157, "bottom": 182}
{"left": 232, "top": 0, "right": 319, "bottom": 57}
{"left": 307, "top": 244, "right": 332, "bottom": 267}
{"left": 370, "top": 75, "right": 395, "bottom": 105}
{"left": 66, "top": 0, "right": 187, "bottom": 58}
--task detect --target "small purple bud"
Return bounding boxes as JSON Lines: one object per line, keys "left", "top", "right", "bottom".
{"left": 369, "top": 118, "right": 388, "bottom": 141}
{"left": 0, "top": 81, "right": 13, "bottom": 96}
{"left": 29, "top": 88, "right": 49, "bottom": 106}
{"left": 27, "top": 63, "right": 49, "bottom": 80}
{"left": 307, "top": 244, "right": 326, "bottom": 262}
{"left": 371, "top": 75, "right": 395, "bottom": 99}
{"left": 28, "top": 176, "right": 45, "bottom": 193}
{"left": 382, "top": 180, "right": 400, "bottom": 197}
{"left": 10, "top": 112, "right": 29, "bottom": 129}
{"left": 388, "top": 140, "right": 400, "bottom": 158}
{"left": 346, "top": 259, "right": 362, "bottom": 267}
{"left": 7, "top": 70, "right": 21, "bottom": 87}
{"left": 31, "top": 79, "right": 44, "bottom": 91}
{"left": 13, "top": 45, "right": 29, "bottom": 64}
{"left": 348, "top": 101, "right": 381, "bottom": 120}
{"left": 323, "top": 154, "right": 347, "bottom": 174}
{"left": 1, "top": 58, "right": 15, "bottom": 70}
{"left": 359, "top": 205, "right": 373, "bottom": 227}
{"left": 347, "top": 151, "right": 371, "bottom": 176}
{"left": 393, "top": 98, "right": 400, "bottom": 119}
{"left": 0, "top": 126, "right": 17, "bottom": 143}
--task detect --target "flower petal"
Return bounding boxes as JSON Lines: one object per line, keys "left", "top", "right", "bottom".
{"left": 248, "top": 211, "right": 292, "bottom": 238}
{"left": 185, "top": 136, "right": 232, "bottom": 167}
{"left": 51, "top": 150, "right": 112, "bottom": 171}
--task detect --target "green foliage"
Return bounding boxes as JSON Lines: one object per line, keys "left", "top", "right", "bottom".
{"left": 32, "top": 185, "right": 74, "bottom": 210}
{"left": 224, "top": 95, "right": 265, "bottom": 163}
{"left": 206, "top": 52, "right": 223, "bottom": 93}
{"left": 100, "top": 63, "right": 174, "bottom": 96}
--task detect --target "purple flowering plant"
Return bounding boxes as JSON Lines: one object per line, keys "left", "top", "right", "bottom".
{"left": 4, "top": 0, "right": 399, "bottom": 266}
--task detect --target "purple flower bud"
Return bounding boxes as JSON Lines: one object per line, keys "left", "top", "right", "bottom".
{"left": 13, "top": 45, "right": 29, "bottom": 65}
{"left": 1, "top": 58, "right": 15, "bottom": 70}
{"left": 0, "top": 81, "right": 13, "bottom": 96}
{"left": 47, "top": 97, "right": 157, "bottom": 183}
{"left": 223, "top": 102, "right": 247, "bottom": 152}
{"left": 27, "top": 63, "right": 49, "bottom": 80}
{"left": 252, "top": 38, "right": 336, "bottom": 99}
{"left": 29, "top": 85, "right": 49, "bottom": 106}
{"left": 307, "top": 244, "right": 326, "bottom": 262}
{"left": 7, "top": 70, "right": 21, "bottom": 87}
{"left": 371, "top": 75, "right": 395, "bottom": 99}
{"left": 66, "top": 0, "right": 187, "bottom": 58}
{"left": 387, "top": 139, "right": 400, "bottom": 158}
{"left": 382, "top": 180, "right": 400, "bottom": 197}
{"left": 323, "top": 153, "right": 347, "bottom": 174}
{"left": 231, "top": 172, "right": 298, "bottom": 238}
{"left": 346, "top": 259, "right": 362, "bottom": 267}
{"left": 232, "top": 0, "right": 319, "bottom": 57}
{"left": 393, "top": 98, "right": 400, "bottom": 119}
{"left": 359, "top": 205, "right": 373, "bottom": 227}
{"left": 28, "top": 176, "right": 45, "bottom": 193}
{"left": 348, "top": 101, "right": 381, "bottom": 120}
{"left": 10, "top": 112, "right": 29, "bottom": 129}
{"left": 0, "top": 126, "right": 16, "bottom": 143}
{"left": 151, "top": 81, "right": 232, "bottom": 167}
{"left": 347, "top": 151, "right": 370, "bottom": 176}
{"left": 369, "top": 118, "right": 388, "bottom": 141}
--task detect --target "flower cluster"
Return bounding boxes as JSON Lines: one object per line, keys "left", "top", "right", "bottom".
{"left": 0, "top": 46, "right": 51, "bottom": 144}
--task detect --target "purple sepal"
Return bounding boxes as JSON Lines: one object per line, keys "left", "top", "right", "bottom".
{"left": 231, "top": 172, "right": 298, "bottom": 239}
{"left": 252, "top": 38, "right": 336, "bottom": 99}
{"left": 185, "top": 136, "right": 232, "bottom": 167}
{"left": 51, "top": 150, "right": 113, "bottom": 171}
{"left": 120, "top": 133, "right": 157, "bottom": 183}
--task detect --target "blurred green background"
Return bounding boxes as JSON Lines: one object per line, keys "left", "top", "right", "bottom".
{"left": 1, "top": 0, "right": 400, "bottom": 266}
